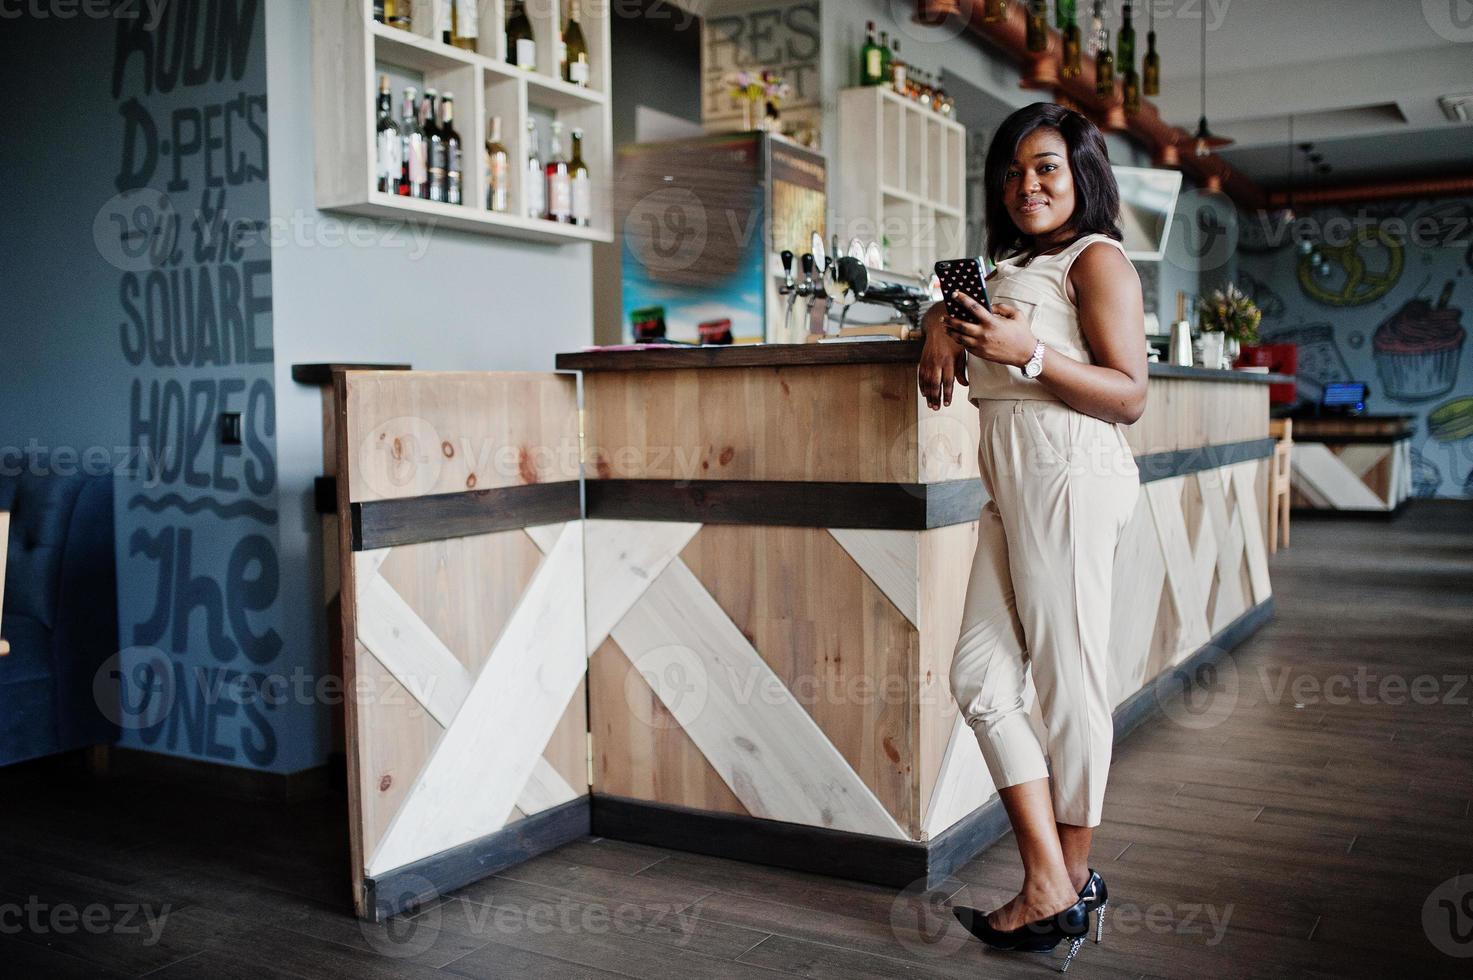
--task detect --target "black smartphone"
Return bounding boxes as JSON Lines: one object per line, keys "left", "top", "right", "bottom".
{"left": 934, "top": 258, "right": 990, "bottom": 324}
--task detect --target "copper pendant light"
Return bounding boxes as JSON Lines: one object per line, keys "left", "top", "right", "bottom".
{"left": 1187, "top": 6, "right": 1231, "bottom": 155}
{"left": 912, "top": 0, "right": 960, "bottom": 26}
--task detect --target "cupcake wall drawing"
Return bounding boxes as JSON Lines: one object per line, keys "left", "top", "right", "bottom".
{"left": 1372, "top": 282, "right": 1466, "bottom": 402}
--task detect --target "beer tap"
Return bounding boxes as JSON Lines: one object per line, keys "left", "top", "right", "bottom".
{"left": 830, "top": 248, "right": 932, "bottom": 336}
{"left": 779, "top": 250, "right": 798, "bottom": 338}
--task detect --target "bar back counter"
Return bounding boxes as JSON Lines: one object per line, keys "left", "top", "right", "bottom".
{"left": 326, "top": 345, "right": 1288, "bottom": 919}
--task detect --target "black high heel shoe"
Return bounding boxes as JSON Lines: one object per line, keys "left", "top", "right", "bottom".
{"left": 952, "top": 897, "right": 1092, "bottom": 973}
{"left": 1078, "top": 868, "right": 1109, "bottom": 944}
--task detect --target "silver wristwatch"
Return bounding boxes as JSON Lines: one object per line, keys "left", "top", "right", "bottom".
{"left": 1022, "top": 340, "right": 1046, "bottom": 379}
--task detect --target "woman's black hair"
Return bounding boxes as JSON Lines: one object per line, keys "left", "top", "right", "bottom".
{"left": 984, "top": 102, "right": 1122, "bottom": 265}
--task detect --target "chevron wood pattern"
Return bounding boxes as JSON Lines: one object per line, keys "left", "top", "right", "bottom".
{"left": 334, "top": 370, "right": 589, "bottom": 916}
{"left": 1291, "top": 439, "right": 1411, "bottom": 511}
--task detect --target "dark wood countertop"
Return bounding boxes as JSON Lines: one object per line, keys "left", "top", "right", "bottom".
{"left": 1290, "top": 415, "right": 1417, "bottom": 442}
{"left": 555, "top": 342, "right": 1293, "bottom": 384}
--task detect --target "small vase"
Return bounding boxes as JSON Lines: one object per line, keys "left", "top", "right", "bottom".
{"left": 1200, "top": 332, "right": 1225, "bottom": 370}
{"left": 1225, "top": 336, "right": 1241, "bottom": 368}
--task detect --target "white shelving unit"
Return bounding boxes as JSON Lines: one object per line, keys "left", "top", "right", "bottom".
{"left": 312, "top": 0, "right": 613, "bottom": 245}
{"left": 836, "top": 86, "right": 966, "bottom": 279}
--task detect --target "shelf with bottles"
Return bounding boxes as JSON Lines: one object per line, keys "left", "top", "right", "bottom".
{"left": 370, "top": 0, "right": 608, "bottom": 100}
{"left": 315, "top": 0, "right": 611, "bottom": 245}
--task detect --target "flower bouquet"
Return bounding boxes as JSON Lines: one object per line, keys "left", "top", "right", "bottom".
{"left": 1197, "top": 283, "right": 1263, "bottom": 368}
{"left": 728, "top": 69, "right": 792, "bottom": 130}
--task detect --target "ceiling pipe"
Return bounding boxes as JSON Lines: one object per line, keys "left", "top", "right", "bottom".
{"left": 1266, "top": 174, "right": 1473, "bottom": 208}
{"left": 938, "top": 0, "right": 1267, "bottom": 209}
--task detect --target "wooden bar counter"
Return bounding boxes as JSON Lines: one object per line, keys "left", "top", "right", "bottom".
{"left": 556, "top": 341, "right": 1290, "bottom": 888}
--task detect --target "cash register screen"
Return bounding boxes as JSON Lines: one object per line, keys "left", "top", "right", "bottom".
{"left": 1322, "top": 382, "right": 1367, "bottom": 411}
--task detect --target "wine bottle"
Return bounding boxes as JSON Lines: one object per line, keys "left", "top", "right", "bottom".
{"left": 424, "top": 88, "right": 446, "bottom": 202}
{"left": 889, "top": 39, "right": 906, "bottom": 93}
{"left": 375, "top": 75, "right": 402, "bottom": 195}
{"left": 441, "top": 93, "right": 463, "bottom": 205}
{"left": 1123, "top": 68, "right": 1140, "bottom": 116}
{"left": 1026, "top": 0, "right": 1048, "bottom": 53}
{"left": 485, "top": 116, "right": 509, "bottom": 212}
{"left": 1060, "top": 0, "right": 1081, "bottom": 80}
{"left": 878, "top": 30, "right": 892, "bottom": 82}
{"left": 569, "top": 127, "right": 591, "bottom": 227}
{"left": 1142, "top": 10, "right": 1160, "bottom": 96}
{"left": 1117, "top": 1, "right": 1135, "bottom": 73}
{"left": 1094, "top": 31, "right": 1114, "bottom": 98}
{"left": 860, "top": 20, "right": 883, "bottom": 86}
{"left": 525, "top": 119, "right": 545, "bottom": 219}
{"left": 384, "top": 0, "right": 410, "bottom": 31}
{"left": 544, "top": 120, "right": 572, "bottom": 223}
{"left": 507, "top": 0, "right": 536, "bottom": 70}
{"left": 442, "top": 0, "right": 477, "bottom": 51}
{"left": 563, "top": 0, "right": 590, "bottom": 85}
{"left": 400, "top": 85, "right": 426, "bottom": 198}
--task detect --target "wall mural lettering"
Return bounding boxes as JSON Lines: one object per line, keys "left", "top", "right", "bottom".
{"left": 103, "top": 0, "right": 283, "bottom": 765}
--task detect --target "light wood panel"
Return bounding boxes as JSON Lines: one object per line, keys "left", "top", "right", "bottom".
{"left": 581, "top": 364, "right": 979, "bottom": 486}
{"left": 609, "top": 557, "right": 908, "bottom": 839}
{"left": 343, "top": 371, "right": 579, "bottom": 503}
{"left": 334, "top": 369, "right": 587, "bottom": 917}
{"left": 1125, "top": 378, "right": 1269, "bottom": 456}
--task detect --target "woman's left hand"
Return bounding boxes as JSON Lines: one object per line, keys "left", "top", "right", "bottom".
{"left": 943, "top": 292, "right": 1038, "bottom": 368}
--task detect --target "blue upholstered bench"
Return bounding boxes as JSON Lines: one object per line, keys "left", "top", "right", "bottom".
{"left": 0, "top": 462, "right": 119, "bottom": 766}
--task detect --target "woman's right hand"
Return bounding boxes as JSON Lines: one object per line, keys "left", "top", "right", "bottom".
{"left": 918, "top": 301, "right": 969, "bottom": 410}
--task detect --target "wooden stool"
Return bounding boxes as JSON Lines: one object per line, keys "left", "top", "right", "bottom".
{"left": 1267, "top": 420, "right": 1292, "bottom": 554}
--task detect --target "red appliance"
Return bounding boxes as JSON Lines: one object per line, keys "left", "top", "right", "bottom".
{"left": 1237, "top": 343, "right": 1297, "bottom": 405}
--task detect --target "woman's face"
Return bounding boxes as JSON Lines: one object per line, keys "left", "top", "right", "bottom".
{"left": 1003, "top": 126, "right": 1076, "bottom": 240}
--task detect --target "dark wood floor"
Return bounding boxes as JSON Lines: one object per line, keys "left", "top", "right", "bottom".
{"left": 2, "top": 502, "right": 1470, "bottom": 978}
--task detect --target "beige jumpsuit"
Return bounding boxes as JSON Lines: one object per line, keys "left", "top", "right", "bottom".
{"left": 948, "top": 233, "right": 1141, "bottom": 828}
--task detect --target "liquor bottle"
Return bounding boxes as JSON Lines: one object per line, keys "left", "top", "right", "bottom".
{"left": 400, "top": 85, "right": 426, "bottom": 198}
{"left": 424, "top": 88, "right": 446, "bottom": 202}
{"left": 1142, "top": 6, "right": 1160, "bottom": 96}
{"left": 375, "top": 75, "right": 401, "bottom": 195}
{"left": 1094, "top": 30, "right": 1114, "bottom": 98}
{"left": 563, "top": 0, "right": 590, "bottom": 85}
{"left": 388, "top": 0, "right": 411, "bottom": 31}
{"left": 544, "top": 121, "right": 572, "bottom": 223}
{"left": 1122, "top": 68, "right": 1140, "bottom": 116}
{"left": 1117, "top": 2, "right": 1135, "bottom": 74}
{"left": 442, "top": 0, "right": 477, "bottom": 51}
{"left": 525, "top": 119, "right": 545, "bottom": 219}
{"left": 569, "top": 127, "right": 592, "bottom": 227}
{"left": 860, "top": 20, "right": 883, "bottom": 86}
{"left": 485, "top": 115, "right": 509, "bottom": 212}
{"left": 507, "top": 0, "right": 536, "bottom": 70}
{"left": 1025, "top": 0, "right": 1048, "bottom": 53}
{"left": 890, "top": 39, "right": 906, "bottom": 92}
{"left": 440, "top": 93, "right": 463, "bottom": 205}
{"left": 878, "top": 30, "right": 892, "bottom": 82}
{"left": 1059, "top": 0, "right": 1081, "bottom": 79}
